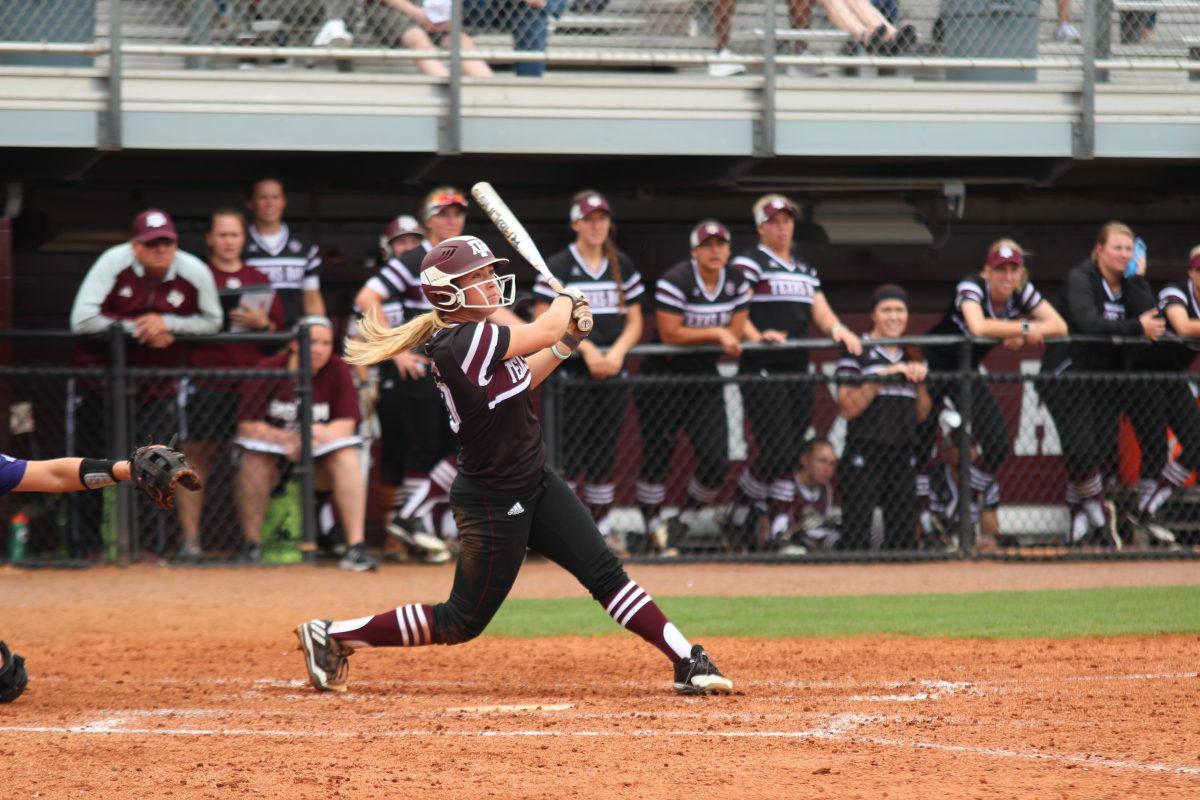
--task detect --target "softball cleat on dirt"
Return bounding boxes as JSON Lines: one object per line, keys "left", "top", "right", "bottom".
{"left": 295, "top": 619, "right": 354, "bottom": 693}
{"left": 674, "top": 644, "right": 734, "bottom": 695}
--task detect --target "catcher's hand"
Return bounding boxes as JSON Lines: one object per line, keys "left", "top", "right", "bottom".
{"left": 130, "top": 439, "right": 202, "bottom": 509}
{"left": 0, "top": 641, "right": 27, "bottom": 704}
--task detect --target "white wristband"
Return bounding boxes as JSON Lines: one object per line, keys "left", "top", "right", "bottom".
{"left": 550, "top": 343, "right": 572, "bottom": 360}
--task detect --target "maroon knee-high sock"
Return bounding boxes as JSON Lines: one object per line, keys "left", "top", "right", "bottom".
{"left": 600, "top": 580, "right": 691, "bottom": 663}
{"left": 328, "top": 604, "right": 437, "bottom": 647}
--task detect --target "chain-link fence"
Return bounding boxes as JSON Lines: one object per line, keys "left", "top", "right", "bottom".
{"left": 3, "top": 1, "right": 1199, "bottom": 77}
{"left": 0, "top": 327, "right": 314, "bottom": 567}
{"left": 543, "top": 337, "right": 1200, "bottom": 562}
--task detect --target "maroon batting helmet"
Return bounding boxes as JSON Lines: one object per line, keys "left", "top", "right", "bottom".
{"left": 420, "top": 235, "right": 513, "bottom": 313}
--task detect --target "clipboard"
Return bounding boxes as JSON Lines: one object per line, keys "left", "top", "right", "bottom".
{"left": 220, "top": 285, "right": 276, "bottom": 332}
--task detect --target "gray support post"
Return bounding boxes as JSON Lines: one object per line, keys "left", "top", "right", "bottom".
{"left": 297, "top": 325, "right": 318, "bottom": 563}
{"left": 956, "top": 338, "right": 976, "bottom": 556}
{"left": 101, "top": 0, "right": 123, "bottom": 150}
{"left": 1075, "top": 0, "right": 1097, "bottom": 158}
{"left": 759, "top": 0, "right": 778, "bottom": 157}
{"left": 444, "top": 0, "right": 464, "bottom": 155}
{"left": 106, "top": 324, "right": 131, "bottom": 564}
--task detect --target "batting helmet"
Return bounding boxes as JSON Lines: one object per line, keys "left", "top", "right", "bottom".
{"left": 420, "top": 235, "right": 514, "bottom": 313}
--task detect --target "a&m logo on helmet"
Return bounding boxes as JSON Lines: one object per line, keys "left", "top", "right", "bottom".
{"left": 468, "top": 238, "right": 490, "bottom": 258}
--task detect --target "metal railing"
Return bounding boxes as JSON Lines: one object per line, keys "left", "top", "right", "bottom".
{"left": 1, "top": 1, "right": 1198, "bottom": 154}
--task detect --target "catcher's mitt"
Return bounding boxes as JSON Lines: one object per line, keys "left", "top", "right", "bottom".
{"left": 130, "top": 441, "right": 202, "bottom": 509}
{"left": 0, "top": 641, "right": 27, "bottom": 704}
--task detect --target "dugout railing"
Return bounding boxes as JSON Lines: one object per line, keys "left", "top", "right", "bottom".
{"left": 1, "top": 0, "right": 1198, "bottom": 154}
{"left": 0, "top": 324, "right": 315, "bottom": 567}
{"left": 541, "top": 333, "right": 1200, "bottom": 563}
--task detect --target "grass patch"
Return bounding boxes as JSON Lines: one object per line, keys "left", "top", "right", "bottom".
{"left": 486, "top": 585, "right": 1200, "bottom": 639}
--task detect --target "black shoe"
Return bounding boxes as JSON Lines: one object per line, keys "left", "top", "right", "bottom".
{"left": 295, "top": 619, "right": 354, "bottom": 692}
{"left": 1125, "top": 509, "right": 1177, "bottom": 546}
{"left": 233, "top": 541, "right": 262, "bottom": 565}
{"left": 338, "top": 543, "right": 378, "bottom": 572}
{"left": 673, "top": 644, "right": 733, "bottom": 695}
{"left": 386, "top": 512, "right": 450, "bottom": 557}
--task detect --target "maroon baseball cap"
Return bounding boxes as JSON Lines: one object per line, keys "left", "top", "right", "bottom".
{"left": 570, "top": 193, "right": 610, "bottom": 223}
{"left": 382, "top": 214, "right": 423, "bottom": 242}
{"left": 689, "top": 219, "right": 731, "bottom": 249}
{"left": 132, "top": 209, "right": 178, "bottom": 244}
{"left": 1190, "top": 252, "right": 1200, "bottom": 272}
{"left": 753, "top": 195, "right": 799, "bottom": 226}
{"left": 986, "top": 243, "right": 1024, "bottom": 269}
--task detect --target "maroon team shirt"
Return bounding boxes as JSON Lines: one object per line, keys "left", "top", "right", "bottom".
{"left": 427, "top": 321, "right": 544, "bottom": 490}
{"left": 190, "top": 262, "right": 287, "bottom": 388}
{"left": 238, "top": 351, "right": 361, "bottom": 430}
{"left": 74, "top": 265, "right": 205, "bottom": 369}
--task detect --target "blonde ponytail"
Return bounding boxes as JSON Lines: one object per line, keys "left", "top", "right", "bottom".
{"left": 344, "top": 308, "right": 450, "bottom": 366}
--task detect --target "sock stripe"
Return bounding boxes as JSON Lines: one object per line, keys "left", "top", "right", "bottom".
{"left": 687, "top": 477, "right": 719, "bottom": 504}
{"left": 614, "top": 586, "right": 647, "bottom": 621}
{"left": 636, "top": 481, "right": 666, "bottom": 504}
{"left": 769, "top": 480, "right": 795, "bottom": 502}
{"left": 605, "top": 580, "right": 637, "bottom": 615}
{"left": 737, "top": 471, "right": 769, "bottom": 500}
{"left": 395, "top": 607, "right": 411, "bottom": 646}
{"left": 620, "top": 595, "right": 653, "bottom": 627}
{"left": 413, "top": 604, "right": 431, "bottom": 644}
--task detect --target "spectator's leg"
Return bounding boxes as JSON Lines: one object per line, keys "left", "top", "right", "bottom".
{"left": 236, "top": 449, "right": 279, "bottom": 545}
{"left": 971, "top": 381, "right": 1010, "bottom": 495}
{"left": 842, "top": 0, "right": 895, "bottom": 37}
{"left": 508, "top": 0, "right": 549, "bottom": 77}
{"left": 882, "top": 446, "right": 917, "bottom": 550}
{"left": 815, "top": 0, "right": 872, "bottom": 41}
{"left": 402, "top": 26, "right": 450, "bottom": 77}
{"left": 459, "top": 33, "right": 495, "bottom": 77}
{"left": 316, "top": 446, "right": 368, "bottom": 547}
{"left": 788, "top": 0, "right": 815, "bottom": 29}
{"left": 870, "top": 0, "right": 899, "bottom": 24}
{"left": 713, "top": 0, "right": 735, "bottom": 51}
{"left": 178, "top": 441, "right": 220, "bottom": 552}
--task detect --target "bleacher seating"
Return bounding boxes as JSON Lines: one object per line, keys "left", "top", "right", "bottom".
{"left": 87, "top": 0, "right": 1200, "bottom": 77}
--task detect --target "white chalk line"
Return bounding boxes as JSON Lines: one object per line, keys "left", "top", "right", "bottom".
{"left": 31, "top": 671, "right": 1197, "bottom": 693}
{"left": 3, "top": 711, "right": 1198, "bottom": 777}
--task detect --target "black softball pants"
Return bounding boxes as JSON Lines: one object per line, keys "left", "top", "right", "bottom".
{"left": 1124, "top": 375, "right": 1200, "bottom": 477}
{"left": 559, "top": 367, "right": 628, "bottom": 482}
{"left": 740, "top": 366, "right": 813, "bottom": 483}
{"left": 1037, "top": 374, "right": 1124, "bottom": 482}
{"left": 838, "top": 440, "right": 918, "bottom": 550}
{"left": 915, "top": 375, "right": 1010, "bottom": 473}
{"left": 634, "top": 374, "right": 729, "bottom": 488}
{"left": 377, "top": 360, "right": 457, "bottom": 483}
{"left": 431, "top": 469, "right": 629, "bottom": 645}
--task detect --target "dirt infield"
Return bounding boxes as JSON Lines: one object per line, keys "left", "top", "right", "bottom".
{"left": 2, "top": 562, "right": 1198, "bottom": 798}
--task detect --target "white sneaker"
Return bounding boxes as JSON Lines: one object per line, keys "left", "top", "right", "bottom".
{"left": 1054, "top": 22, "right": 1081, "bottom": 43}
{"left": 314, "top": 18, "right": 353, "bottom": 48}
{"left": 708, "top": 50, "right": 745, "bottom": 77}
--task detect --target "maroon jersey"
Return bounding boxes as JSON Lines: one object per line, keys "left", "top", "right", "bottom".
{"left": 190, "top": 263, "right": 287, "bottom": 385}
{"left": 70, "top": 242, "right": 222, "bottom": 372}
{"left": 427, "top": 321, "right": 544, "bottom": 490}
{"left": 238, "top": 351, "right": 361, "bottom": 430}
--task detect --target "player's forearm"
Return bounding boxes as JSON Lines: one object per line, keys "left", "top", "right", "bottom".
{"left": 836, "top": 384, "right": 878, "bottom": 420}
{"left": 527, "top": 349, "right": 565, "bottom": 389}
{"left": 15, "top": 457, "right": 130, "bottom": 493}
{"left": 660, "top": 325, "right": 729, "bottom": 348}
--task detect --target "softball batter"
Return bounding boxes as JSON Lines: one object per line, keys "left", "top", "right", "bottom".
{"left": 296, "top": 235, "right": 733, "bottom": 695}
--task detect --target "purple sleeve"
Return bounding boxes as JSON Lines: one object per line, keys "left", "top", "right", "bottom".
{"left": 0, "top": 454, "right": 28, "bottom": 494}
